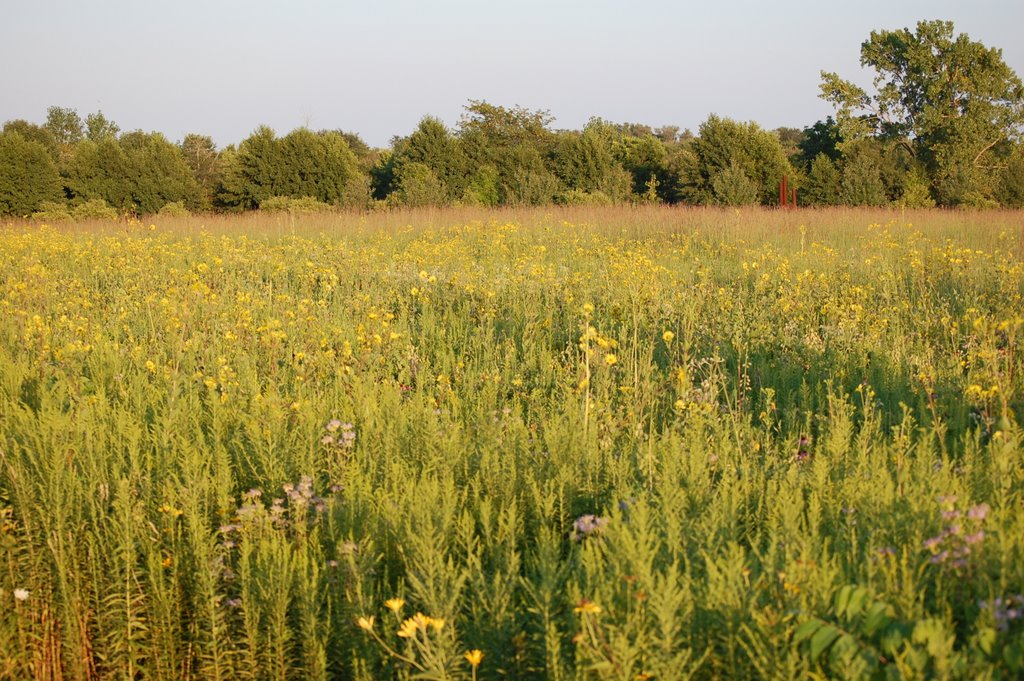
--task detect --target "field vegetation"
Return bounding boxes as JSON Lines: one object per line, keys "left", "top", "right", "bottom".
{"left": 1, "top": 205, "right": 1023, "bottom": 679}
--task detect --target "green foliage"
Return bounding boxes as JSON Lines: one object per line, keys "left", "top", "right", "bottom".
{"left": 840, "top": 152, "right": 887, "bottom": 206}
{"left": 0, "top": 131, "right": 64, "bottom": 216}
{"left": 2, "top": 119, "right": 59, "bottom": 160}
{"left": 44, "top": 105, "right": 83, "bottom": 152}
{"left": 802, "top": 154, "right": 841, "bottom": 206}
{"left": 30, "top": 200, "right": 73, "bottom": 221}
{"left": 461, "top": 165, "right": 500, "bottom": 206}
{"left": 180, "top": 134, "right": 219, "bottom": 209}
{"left": 998, "top": 146, "right": 1024, "bottom": 208}
{"left": 895, "top": 166, "right": 937, "bottom": 209}
{"left": 710, "top": 161, "right": 759, "bottom": 206}
{"left": 389, "top": 162, "right": 448, "bottom": 208}
{"left": 552, "top": 123, "right": 624, "bottom": 198}
{"left": 555, "top": 188, "right": 613, "bottom": 206}
{"left": 498, "top": 143, "right": 562, "bottom": 206}
{"left": 72, "top": 198, "right": 119, "bottom": 220}
{"left": 395, "top": 117, "right": 467, "bottom": 200}
{"left": 259, "top": 195, "right": 335, "bottom": 213}
{"left": 66, "top": 133, "right": 201, "bottom": 215}
{"left": 220, "top": 127, "right": 362, "bottom": 210}
{"left": 821, "top": 20, "right": 1024, "bottom": 206}
{"left": 158, "top": 201, "right": 192, "bottom": 217}
{"left": 121, "top": 131, "right": 204, "bottom": 214}
{"left": 1, "top": 211, "right": 1023, "bottom": 678}
{"left": 684, "top": 115, "right": 792, "bottom": 205}
{"left": 85, "top": 111, "right": 120, "bottom": 143}
{"left": 797, "top": 118, "right": 842, "bottom": 167}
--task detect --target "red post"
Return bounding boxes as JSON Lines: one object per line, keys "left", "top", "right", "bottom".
{"left": 780, "top": 175, "right": 788, "bottom": 208}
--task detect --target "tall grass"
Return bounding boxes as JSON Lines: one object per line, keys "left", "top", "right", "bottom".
{"left": 1, "top": 206, "right": 1022, "bottom": 679}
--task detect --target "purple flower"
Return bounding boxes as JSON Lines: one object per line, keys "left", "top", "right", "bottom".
{"left": 923, "top": 536, "right": 943, "bottom": 551}
{"left": 326, "top": 419, "right": 342, "bottom": 432}
{"left": 965, "top": 531, "right": 985, "bottom": 545}
{"left": 572, "top": 514, "right": 608, "bottom": 541}
{"left": 968, "top": 503, "right": 990, "bottom": 521}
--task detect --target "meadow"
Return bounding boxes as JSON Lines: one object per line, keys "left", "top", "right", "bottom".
{"left": 1, "top": 205, "right": 1022, "bottom": 680}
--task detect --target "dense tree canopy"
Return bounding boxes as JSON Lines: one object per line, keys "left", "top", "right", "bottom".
{"left": 0, "top": 131, "right": 64, "bottom": 216}
{"left": 2, "top": 21, "right": 1023, "bottom": 217}
{"left": 821, "top": 19, "right": 1024, "bottom": 206}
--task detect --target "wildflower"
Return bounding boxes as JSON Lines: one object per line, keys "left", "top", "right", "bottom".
{"left": 326, "top": 419, "right": 342, "bottom": 432}
{"left": 965, "top": 531, "right": 985, "bottom": 545}
{"left": 429, "top": 617, "right": 445, "bottom": 632}
{"left": 356, "top": 616, "right": 375, "bottom": 631}
{"left": 464, "top": 649, "right": 484, "bottom": 667}
{"left": 968, "top": 503, "right": 990, "bottom": 521}
{"left": 572, "top": 514, "right": 608, "bottom": 541}
{"left": 574, "top": 599, "right": 602, "bottom": 615}
{"left": 13, "top": 588, "right": 29, "bottom": 601}
{"left": 385, "top": 598, "right": 405, "bottom": 613}
{"left": 604, "top": 354, "right": 617, "bottom": 366}
{"left": 397, "top": 616, "right": 420, "bottom": 638}
{"left": 662, "top": 330, "right": 674, "bottom": 343}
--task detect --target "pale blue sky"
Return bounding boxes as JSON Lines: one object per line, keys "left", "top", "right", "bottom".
{"left": 2, "top": 0, "right": 1022, "bottom": 148}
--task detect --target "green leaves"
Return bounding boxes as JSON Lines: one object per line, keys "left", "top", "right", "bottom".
{"left": 821, "top": 19, "right": 1024, "bottom": 206}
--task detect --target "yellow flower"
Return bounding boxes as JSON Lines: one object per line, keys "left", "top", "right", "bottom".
{"left": 429, "top": 617, "right": 445, "bottom": 632}
{"left": 464, "top": 649, "right": 484, "bottom": 667}
{"left": 662, "top": 330, "right": 674, "bottom": 343}
{"left": 356, "top": 616, "right": 375, "bottom": 631}
{"left": 604, "top": 354, "right": 617, "bottom": 367}
{"left": 397, "top": 617, "right": 419, "bottom": 638}
{"left": 384, "top": 597, "right": 405, "bottom": 613}
{"left": 573, "top": 599, "right": 602, "bottom": 615}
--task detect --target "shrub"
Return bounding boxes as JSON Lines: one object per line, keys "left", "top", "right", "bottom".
{"left": 158, "top": 201, "right": 192, "bottom": 217}
{"left": 556, "top": 189, "right": 613, "bottom": 206}
{"left": 30, "top": 200, "right": 73, "bottom": 221}
{"left": 72, "top": 198, "right": 119, "bottom": 220}
{"left": 259, "top": 195, "right": 334, "bottom": 213}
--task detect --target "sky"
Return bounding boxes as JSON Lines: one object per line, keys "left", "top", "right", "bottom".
{"left": 2, "top": 0, "right": 1023, "bottom": 149}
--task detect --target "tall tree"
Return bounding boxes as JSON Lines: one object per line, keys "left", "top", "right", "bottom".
{"left": 180, "top": 134, "right": 219, "bottom": 208}
{"left": 44, "top": 106, "right": 83, "bottom": 161}
{"left": 0, "top": 131, "right": 64, "bottom": 216}
{"left": 820, "top": 20, "right": 1024, "bottom": 205}
{"left": 682, "top": 114, "right": 792, "bottom": 205}
{"left": 2, "top": 120, "right": 59, "bottom": 161}
{"left": 85, "top": 111, "right": 120, "bottom": 142}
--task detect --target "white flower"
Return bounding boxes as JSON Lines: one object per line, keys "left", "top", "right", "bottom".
{"left": 13, "top": 588, "right": 29, "bottom": 601}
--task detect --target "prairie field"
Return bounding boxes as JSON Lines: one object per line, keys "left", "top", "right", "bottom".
{"left": 2, "top": 206, "right": 1024, "bottom": 680}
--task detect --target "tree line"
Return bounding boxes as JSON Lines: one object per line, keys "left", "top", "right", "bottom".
{"left": 2, "top": 20, "right": 1023, "bottom": 218}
